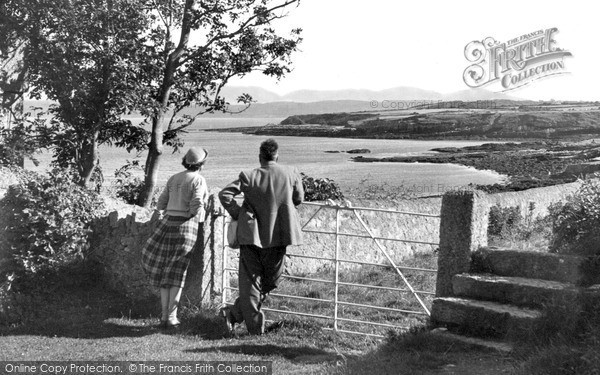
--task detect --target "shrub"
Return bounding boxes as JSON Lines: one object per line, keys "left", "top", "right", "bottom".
{"left": 488, "top": 204, "right": 522, "bottom": 237}
{"left": 0, "top": 122, "right": 41, "bottom": 167}
{"left": 547, "top": 179, "right": 600, "bottom": 286}
{"left": 0, "top": 169, "right": 105, "bottom": 275}
{"left": 487, "top": 202, "right": 552, "bottom": 250}
{"left": 549, "top": 179, "right": 600, "bottom": 257}
{"left": 510, "top": 295, "right": 600, "bottom": 375}
{"left": 301, "top": 172, "right": 344, "bottom": 202}
{"left": 110, "top": 160, "right": 159, "bottom": 206}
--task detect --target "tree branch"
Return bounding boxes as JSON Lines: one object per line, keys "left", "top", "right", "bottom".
{"left": 181, "top": 0, "right": 298, "bottom": 65}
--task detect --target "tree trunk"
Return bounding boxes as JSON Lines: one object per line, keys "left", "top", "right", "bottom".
{"left": 10, "top": 96, "right": 25, "bottom": 168}
{"left": 137, "top": 0, "right": 195, "bottom": 207}
{"left": 1, "top": 39, "right": 27, "bottom": 167}
{"left": 78, "top": 131, "right": 99, "bottom": 188}
{"left": 139, "top": 112, "right": 165, "bottom": 206}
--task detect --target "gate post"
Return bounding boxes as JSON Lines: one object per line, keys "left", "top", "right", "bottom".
{"left": 436, "top": 190, "right": 488, "bottom": 297}
{"left": 182, "top": 193, "right": 225, "bottom": 305}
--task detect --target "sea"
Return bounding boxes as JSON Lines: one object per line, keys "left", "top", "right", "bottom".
{"left": 26, "top": 117, "right": 506, "bottom": 196}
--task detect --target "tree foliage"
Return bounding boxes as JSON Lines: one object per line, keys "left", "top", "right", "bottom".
{"left": 137, "top": 0, "right": 302, "bottom": 206}
{"left": 1, "top": 0, "right": 302, "bottom": 200}
{"left": 1, "top": 0, "right": 154, "bottom": 186}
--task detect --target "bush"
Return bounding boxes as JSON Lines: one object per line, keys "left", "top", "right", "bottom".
{"left": 488, "top": 205, "right": 522, "bottom": 237}
{"left": 487, "top": 202, "right": 552, "bottom": 250}
{"left": 0, "top": 123, "right": 41, "bottom": 167}
{"left": 110, "top": 160, "right": 159, "bottom": 206}
{"left": 547, "top": 179, "right": 600, "bottom": 286}
{"left": 549, "top": 179, "right": 600, "bottom": 257}
{"left": 301, "top": 172, "right": 344, "bottom": 202}
{"left": 0, "top": 169, "right": 105, "bottom": 275}
{"left": 511, "top": 295, "right": 600, "bottom": 375}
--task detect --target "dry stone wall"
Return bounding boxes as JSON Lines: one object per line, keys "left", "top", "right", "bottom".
{"left": 486, "top": 181, "right": 581, "bottom": 218}
{"left": 89, "top": 192, "right": 225, "bottom": 306}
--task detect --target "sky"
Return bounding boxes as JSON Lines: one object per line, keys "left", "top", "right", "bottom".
{"left": 229, "top": 0, "right": 599, "bottom": 101}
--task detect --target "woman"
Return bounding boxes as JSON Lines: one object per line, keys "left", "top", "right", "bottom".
{"left": 141, "top": 147, "right": 209, "bottom": 328}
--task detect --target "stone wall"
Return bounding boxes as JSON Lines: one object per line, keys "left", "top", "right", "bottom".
{"left": 485, "top": 181, "right": 581, "bottom": 218}
{"left": 89, "top": 192, "right": 225, "bottom": 306}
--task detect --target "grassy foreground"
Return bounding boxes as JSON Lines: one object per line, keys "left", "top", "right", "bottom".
{"left": 0, "top": 265, "right": 514, "bottom": 374}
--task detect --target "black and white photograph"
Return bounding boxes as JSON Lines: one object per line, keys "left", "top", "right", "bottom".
{"left": 1, "top": 0, "right": 599, "bottom": 374}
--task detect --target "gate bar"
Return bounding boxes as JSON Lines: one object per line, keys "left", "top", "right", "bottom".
{"left": 302, "top": 201, "right": 441, "bottom": 218}
{"left": 286, "top": 252, "right": 437, "bottom": 273}
{"left": 302, "top": 229, "right": 439, "bottom": 246}
{"left": 353, "top": 210, "right": 431, "bottom": 316}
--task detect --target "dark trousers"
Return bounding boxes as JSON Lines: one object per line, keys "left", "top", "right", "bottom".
{"left": 230, "top": 244, "right": 286, "bottom": 334}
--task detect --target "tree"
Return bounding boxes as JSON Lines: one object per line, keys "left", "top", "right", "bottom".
{"left": 1, "top": 0, "right": 302, "bottom": 196}
{"left": 0, "top": 8, "right": 29, "bottom": 167}
{"left": 1, "top": 0, "right": 152, "bottom": 187}
{"left": 135, "top": 0, "right": 302, "bottom": 206}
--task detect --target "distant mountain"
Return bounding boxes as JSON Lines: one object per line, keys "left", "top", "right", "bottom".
{"left": 23, "top": 86, "right": 523, "bottom": 119}
{"left": 442, "top": 88, "right": 518, "bottom": 101}
{"left": 280, "top": 87, "right": 443, "bottom": 102}
{"left": 23, "top": 99, "right": 382, "bottom": 119}
{"left": 219, "top": 100, "right": 378, "bottom": 117}
{"left": 218, "top": 85, "right": 519, "bottom": 103}
{"left": 219, "top": 86, "right": 282, "bottom": 103}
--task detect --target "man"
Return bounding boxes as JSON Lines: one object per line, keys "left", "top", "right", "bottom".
{"left": 218, "top": 139, "right": 304, "bottom": 335}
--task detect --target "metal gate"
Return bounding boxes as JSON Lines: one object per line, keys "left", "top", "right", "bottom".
{"left": 221, "top": 200, "right": 440, "bottom": 338}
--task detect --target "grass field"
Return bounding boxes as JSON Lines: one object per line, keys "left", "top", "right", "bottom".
{"left": 0, "top": 252, "right": 517, "bottom": 375}
{"left": 223, "top": 251, "right": 438, "bottom": 338}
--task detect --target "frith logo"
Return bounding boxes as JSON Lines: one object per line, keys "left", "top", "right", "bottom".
{"left": 463, "top": 28, "right": 572, "bottom": 91}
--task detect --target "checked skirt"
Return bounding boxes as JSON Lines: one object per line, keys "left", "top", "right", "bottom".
{"left": 141, "top": 215, "right": 199, "bottom": 288}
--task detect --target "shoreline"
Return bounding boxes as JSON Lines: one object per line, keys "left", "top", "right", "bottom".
{"left": 205, "top": 126, "right": 600, "bottom": 193}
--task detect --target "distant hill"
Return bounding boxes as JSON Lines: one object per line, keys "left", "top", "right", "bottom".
{"left": 212, "top": 106, "right": 600, "bottom": 141}
{"left": 442, "top": 88, "right": 518, "bottom": 101}
{"left": 22, "top": 86, "right": 521, "bottom": 119}
{"left": 219, "top": 85, "right": 519, "bottom": 103}
{"left": 219, "top": 86, "right": 282, "bottom": 103}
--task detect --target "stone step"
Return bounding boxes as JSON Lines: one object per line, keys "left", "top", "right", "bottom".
{"left": 472, "top": 247, "right": 585, "bottom": 284}
{"left": 453, "top": 273, "right": 579, "bottom": 308}
{"left": 431, "top": 297, "right": 542, "bottom": 338}
{"left": 430, "top": 327, "right": 513, "bottom": 353}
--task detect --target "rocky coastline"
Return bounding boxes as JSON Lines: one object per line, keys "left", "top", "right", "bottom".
{"left": 206, "top": 103, "right": 600, "bottom": 192}
{"left": 352, "top": 141, "right": 600, "bottom": 192}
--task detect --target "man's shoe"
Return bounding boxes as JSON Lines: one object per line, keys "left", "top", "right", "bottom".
{"left": 265, "top": 320, "right": 284, "bottom": 334}
{"left": 219, "top": 307, "right": 235, "bottom": 334}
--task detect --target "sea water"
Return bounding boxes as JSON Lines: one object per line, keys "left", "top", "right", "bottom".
{"left": 26, "top": 117, "right": 505, "bottom": 195}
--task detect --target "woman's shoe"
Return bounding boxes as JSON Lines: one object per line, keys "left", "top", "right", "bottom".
{"left": 158, "top": 320, "right": 168, "bottom": 329}
{"left": 166, "top": 319, "right": 181, "bottom": 329}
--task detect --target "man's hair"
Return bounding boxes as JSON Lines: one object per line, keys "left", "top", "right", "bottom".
{"left": 260, "top": 139, "right": 279, "bottom": 161}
